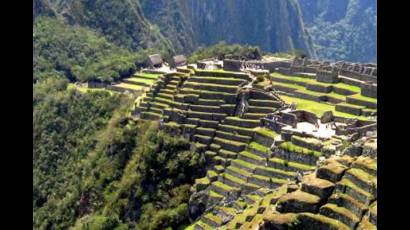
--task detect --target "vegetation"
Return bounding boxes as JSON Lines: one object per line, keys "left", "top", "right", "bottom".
{"left": 33, "top": 79, "right": 205, "bottom": 229}
{"left": 188, "top": 42, "right": 262, "bottom": 63}
{"left": 33, "top": 17, "right": 142, "bottom": 83}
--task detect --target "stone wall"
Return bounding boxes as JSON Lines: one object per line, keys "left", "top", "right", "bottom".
{"left": 223, "top": 59, "right": 242, "bottom": 71}
{"left": 360, "top": 83, "right": 377, "bottom": 98}
{"left": 316, "top": 70, "right": 339, "bottom": 83}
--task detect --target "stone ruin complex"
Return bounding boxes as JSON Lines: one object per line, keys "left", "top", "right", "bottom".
{"left": 128, "top": 54, "right": 377, "bottom": 229}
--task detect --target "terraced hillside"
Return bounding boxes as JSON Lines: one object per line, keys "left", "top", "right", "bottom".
{"left": 268, "top": 72, "right": 377, "bottom": 119}
{"left": 133, "top": 65, "right": 377, "bottom": 230}
{"left": 191, "top": 155, "right": 376, "bottom": 230}
{"left": 109, "top": 71, "right": 163, "bottom": 94}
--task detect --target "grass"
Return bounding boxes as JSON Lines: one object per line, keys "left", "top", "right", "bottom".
{"left": 271, "top": 72, "right": 362, "bottom": 93}
{"left": 321, "top": 204, "right": 360, "bottom": 222}
{"left": 300, "top": 213, "right": 350, "bottom": 230}
{"left": 232, "top": 159, "right": 257, "bottom": 170}
{"left": 240, "top": 151, "right": 264, "bottom": 161}
{"left": 228, "top": 165, "right": 253, "bottom": 177}
{"left": 254, "top": 127, "right": 278, "bottom": 139}
{"left": 125, "top": 77, "right": 155, "bottom": 85}
{"left": 213, "top": 181, "right": 236, "bottom": 192}
{"left": 68, "top": 83, "right": 113, "bottom": 94}
{"left": 113, "top": 83, "right": 144, "bottom": 90}
{"left": 279, "top": 142, "right": 321, "bottom": 158}
{"left": 347, "top": 168, "right": 377, "bottom": 187}
{"left": 280, "top": 95, "right": 370, "bottom": 120}
{"left": 249, "top": 142, "right": 270, "bottom": 154}
{"left": 348, "top": 93, "right": 377, "bottom": 103}
{"left": 269, "top": 157, "right": 316, "bottom": 171}
{"left": 278, "top": 190, "right": 320, "bottom": 204}
{"left": 134, "top": 72, "right": 162, "bottom": 79}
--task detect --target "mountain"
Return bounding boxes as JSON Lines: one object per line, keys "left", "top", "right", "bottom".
{"left": 140, "top": 0, "right": 316, "bottom": 56}
{"left": 298, "top": 0, "right": 377, "bottom": 62}
{"left": 34, "top": 0, "right": 172, "bottom": 52}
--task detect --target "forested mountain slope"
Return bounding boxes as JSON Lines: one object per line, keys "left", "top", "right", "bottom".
{"left": 140, "top": 0, "right": 315, "bottom": 56}
{"left": 298, "top": 0, "right": 377, "bottom": 62}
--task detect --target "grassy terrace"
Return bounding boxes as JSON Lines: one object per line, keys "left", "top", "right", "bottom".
{"left": 280, "top": 95, "right": 370, "bottom": 120}
{"left": 279, "top": 142, "right": 321, "bottom": 158}
{"left": 255, "top": 127, "right": 278, "bottom": 139}
{"left": 134, "top": 72, "right": 163, "bottom": 79}
{"left": 113, "top": 83, "right": 144, "bottom": 90}
{"left": 271, "top": 72, "right": 361, "bottom": 93}
{"left": 124, "top": 77, "right": 155, "bottom": 85}
{"left": 67, "top": 83, "right": 113, "bottom": 94}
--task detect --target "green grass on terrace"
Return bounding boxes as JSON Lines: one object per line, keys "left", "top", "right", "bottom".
{"left": 271, "top": 72, "right": 361, "bottom": 93}
{"left": 249, "top": 142, "right": 270, "bottom": 154}
{"left": 114, "top": 83, "right": 144, "bottom": 90}
{"left": 279, "top": 142, "right": 321, "bottom": 158}
{"left": 133, "top": 72, "right": 162, "bottom": 79}
{"left": 349, "top": 93, "right": 377, "bottom": 103}
{"left": 255, "top": 127, "right": 278, "bottom": 139}
{"left": 280, "top": 95, "right": 370, "bottom": 120}
{"left": 125, "top": 77, "right": 155, "bottom": 85}
{"left": 67, "top": 83, "right": 113, "bottom": 94}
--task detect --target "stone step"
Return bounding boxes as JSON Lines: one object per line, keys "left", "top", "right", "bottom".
{"left": 214, "top": 137, "right": 247, "bottom": 153}
{"left": 218, "top": 124, "right": 255, "bottom": 137}
{"left": 357, "top": 215, "right": 377, "bottom": 230}
{"left": 243, "top": 193, "right": 262, "bottom": 205}
{"left": 201, "top": 213, "right": 222, "bottom": 228}
{"left": 248, "top": 99, "right": 281, "bottom": 108}
{"left": 206, "top": 170, "right": 218, "bottom": 182}
{"left": 297, "top": 213, "right": 350, "bottom": 230}
{"left": 300, "top": 174, "right": 335, "bottom": 201}
{"left": 188, "top": 76, "right": 245, "bottom": 85}
{"left": 220, "top": 172, "right": 248, "bottom": 189}
{"left": 336, "top": 178, "right": 374, "bottom": 205}
{"left": 230, "top": 159, "right": 257, "bottom": 173}
{"left": 157, "top": 92, "right": 174, "bottom": 100}
{"left": 328, "top": 193, "right": 367, "bottom": 219}
{"left": 140, "top": 111, "right": 161, "bottom": 120}
{"left": 248, "top": 174, "right": 274, "bottom": 189}
{"left": 369, "top": 201, "right": 377, "bottom": 225}
{"left": 276, "top": 190, "right": 321, "bottom": 213}
{"left": 190, "top": 104, "right": 222, "bottom": 113}
{"left": 344, "top": 168, "right": 377, "bottom": 197}
{"left": 352, "top": 156, "right": 377, "bottom": 177}
{"left": 211, "top": 181, "right": 240, "bottom": 197}
{"left": 274, "top": 142, "right": 320, "bottom": 166}
{"left": 268, "top": 157, "right": 315, "bottom": 173}
{"left": 213, "top": 164, "right": 225, "bottom": 174}
{"left": 219, "top": 149, "right": 238, "bottom": 159}
{"left": 196, "top": 98, "right": 224, "bottom": 106}
{"left": 194, "top": 221, "right": 213, "bottom": 230}
{"left": 198, "top": 119, "right": 220, "bottom": 129}
{"left": 254, "top": 166, "right": 296, "bottom": 180}
{"left": 238, "top": 151, "right": 265, "bottom": 165}
{"left": 242, "top": 113, "right": 267, "bottom": 120}
{"left": 185, "top": 82, "right": 239, "bottom": 94}
{"left": 194, "top": 134, "right": 213, "bottom": 145}
{"left": 225, "top": 165, "right": 252, "bottom": 181}
{"left": 224, "top": 117, "right": 260, "bottom": 128}
{"left": 195, "top": 127, "right": 216, "bottom": 137}
{"left": 319, "top": 203, "right": 360, "bottom": 229}
{"left": 247, "top": 106, "right": 275, "bottom": 114}
{"left": 215, "top": 130, "right": 252, "bottom": 144}
{"left": 248, "top": 142, "right": 271, "bottom": 158}
{"left": 316, "top": 160, "right": 348, "bottom": 183}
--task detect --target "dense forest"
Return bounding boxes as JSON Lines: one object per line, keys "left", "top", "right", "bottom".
{"left": 33, "top": 79, "right": 206, "bottom": 229}
{"left": 298, "top": 0, "right": 377, "bottom": 62}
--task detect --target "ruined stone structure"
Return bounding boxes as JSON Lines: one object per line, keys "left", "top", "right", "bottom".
{"left": 129, "top": 56, "right": 377, "bottom": 230}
